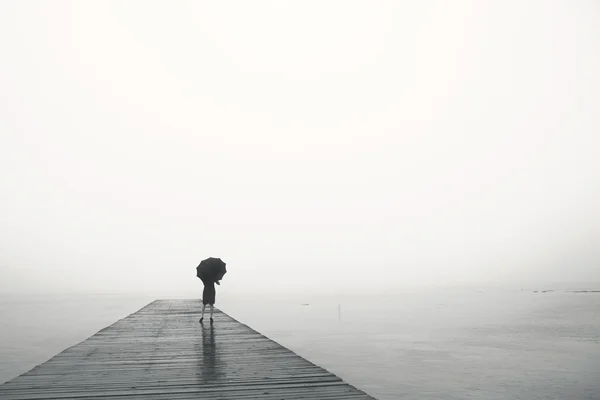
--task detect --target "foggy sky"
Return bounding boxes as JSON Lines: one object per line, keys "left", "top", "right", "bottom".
{"left": 1, "top": 1, "right": 599, "bottom": 295}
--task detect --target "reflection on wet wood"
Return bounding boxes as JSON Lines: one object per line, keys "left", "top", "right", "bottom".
{"left": 0, "top": 300, "right": 375, "bottom": 399}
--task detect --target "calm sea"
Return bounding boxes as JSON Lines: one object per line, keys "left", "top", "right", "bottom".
{"left": 1, "top": 287, "right": 599, "bottom": 399}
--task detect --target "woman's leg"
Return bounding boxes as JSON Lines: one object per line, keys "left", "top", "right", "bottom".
{"left": 200, "top": 304, "right": 206, "bottom": 322}
{"left": 210, "top": 305, "right": 214, "bottom": 321}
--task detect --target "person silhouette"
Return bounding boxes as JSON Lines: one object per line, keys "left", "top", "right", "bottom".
{"left": 199, "top": 277, "right": 219, "bottom": 323}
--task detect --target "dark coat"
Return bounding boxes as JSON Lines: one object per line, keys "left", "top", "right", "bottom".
{"left": 201, "top": 278, "right": 216, "bottom": 305}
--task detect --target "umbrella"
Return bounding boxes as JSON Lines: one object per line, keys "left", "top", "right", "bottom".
{"left": 196, "top": 257, "right": 227, "bottom": 282}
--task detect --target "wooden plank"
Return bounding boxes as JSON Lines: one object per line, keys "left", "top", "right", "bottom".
{"left": 0, "top": 300, "right": 376, "bottom": 399}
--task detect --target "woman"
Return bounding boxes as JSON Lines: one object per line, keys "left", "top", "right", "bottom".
{"left": 199, "top": 277, "right": 220, "bottom": 323}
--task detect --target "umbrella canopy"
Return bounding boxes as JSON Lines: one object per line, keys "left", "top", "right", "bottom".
{"left": 196, "top": 257, "right": 227, "bottom": 282}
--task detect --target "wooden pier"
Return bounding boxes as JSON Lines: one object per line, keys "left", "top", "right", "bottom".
{"left": 0, "top": 300, "right": 375, "bottom": 399}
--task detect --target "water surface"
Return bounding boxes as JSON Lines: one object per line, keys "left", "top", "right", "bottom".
{"left": 1, "top": 288, "right": 599, "bottom": 399}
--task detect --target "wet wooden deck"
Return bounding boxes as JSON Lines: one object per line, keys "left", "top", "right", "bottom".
{"left": 0, "top": 299, "right": 375, "bottom": 399}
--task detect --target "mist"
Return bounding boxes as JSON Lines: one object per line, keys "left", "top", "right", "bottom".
{"left": 1, "top": 1, "right": 599, "bottom": 296}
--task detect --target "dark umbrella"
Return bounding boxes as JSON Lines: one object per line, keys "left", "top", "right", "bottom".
{"left": 196, "top": 257, "right": 227, "bottom": 282}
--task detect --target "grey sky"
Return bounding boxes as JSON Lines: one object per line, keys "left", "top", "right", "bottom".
{"left": 1, "top": 1, "right": 599, "bottom": 295}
